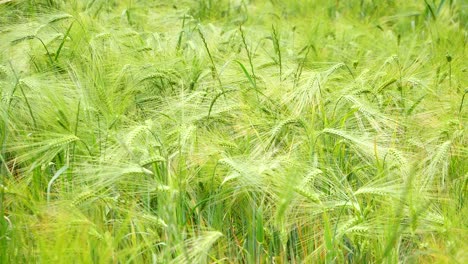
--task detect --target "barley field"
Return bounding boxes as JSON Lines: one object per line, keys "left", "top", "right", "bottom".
{"left": 0, "top": 0, "right": 467, "bottom": 263}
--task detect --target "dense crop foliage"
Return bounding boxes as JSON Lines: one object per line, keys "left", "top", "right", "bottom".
{"left": 0, "top": 0, "right": 466, "bottom": 263}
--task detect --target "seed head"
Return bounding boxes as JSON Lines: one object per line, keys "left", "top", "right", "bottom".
{"left": 446, "top": 53, "right": 452, "bottom": 63}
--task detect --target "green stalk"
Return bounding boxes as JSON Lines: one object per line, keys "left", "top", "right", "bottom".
{"left": 446, "top": 53, "right": 452, "bottom": 89}
{"left": 239, "top": 25, "right": 257, "bottom": 89}
{"left": 459, "top": 90, "right": 467, "bottom": 114}
{"left": 176, "top": 15, "right": 187, "bottom": 52}
{"left": 54, "top": 22, "right": 74, "bottom": 62}
{"left": 9, "top": 62, "right": 37, "bottom": 128}
{"left": 271, "top": 25, "right": 282, "bottom": 81}
{"left": 197, "top": 28, "right": 224, "bottom": 94}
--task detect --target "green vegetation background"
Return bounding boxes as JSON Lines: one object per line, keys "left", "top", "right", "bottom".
{"left": 0, "top": 0, "right": 466, "bottom": 263}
